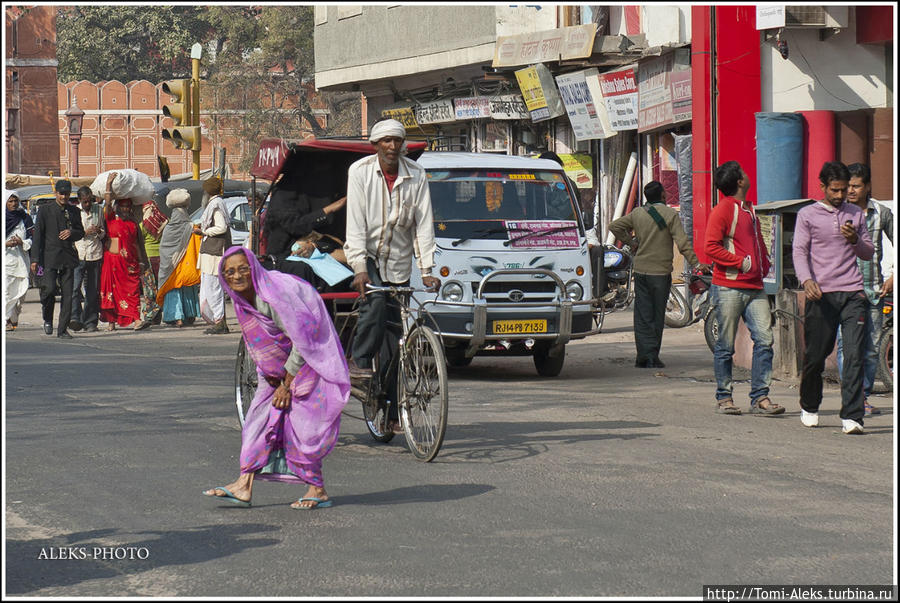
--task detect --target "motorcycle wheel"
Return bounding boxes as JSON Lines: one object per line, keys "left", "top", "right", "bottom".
{"left": 704, "top": 308, "right": 719, "bottom": 353}
{"left": 665, "top": 285, "right": 690, "bottom": 328}
{"left": 878, "top": 330, "right": 893, "bottom": 392}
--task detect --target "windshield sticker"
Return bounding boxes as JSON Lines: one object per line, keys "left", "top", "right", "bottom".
{"left": 504, "top": 220, "right": 579, "bottom": 248}
{"left": 485, "top": 182, "right": 503, "bottom": 212}
{"left": 509, "top": 173, "right": 536, "bottom": 180}
{"left": 437, "top": 222, "right": 447, "bottom": 231}
{"left": 555, "top": 182, "right": 566, "bottom": 190}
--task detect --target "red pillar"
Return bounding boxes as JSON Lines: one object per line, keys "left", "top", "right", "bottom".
{"left": 691, "top": 5, "right": 713, "bottom": 262}
{"left": 714, "top": 5, "right": 762, "bottom": 205}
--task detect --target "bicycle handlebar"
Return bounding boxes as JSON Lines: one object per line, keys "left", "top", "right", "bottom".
{"left": 365, "top": 284, "right": 436, "bottom": 295}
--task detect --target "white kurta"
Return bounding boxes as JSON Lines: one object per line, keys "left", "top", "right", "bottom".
{"left": 5, "top": 222, "right": 32, "bottom": 322}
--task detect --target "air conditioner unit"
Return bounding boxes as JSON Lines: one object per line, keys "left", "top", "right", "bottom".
{"left": 784, "top": 6, "right": 848, "bottom": 29}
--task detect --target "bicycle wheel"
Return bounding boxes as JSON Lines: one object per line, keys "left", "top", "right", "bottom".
{"left": 704, "top": 307, "right": 719, "bottom": 353}
{"left": 665, "top": 284, "right": 690, "bottom": 328}
{"left": 234, "top": 337, "right": 257, "bottom": 428}
{"left": 399, "top": 326, "right": 448, "bottom": 462}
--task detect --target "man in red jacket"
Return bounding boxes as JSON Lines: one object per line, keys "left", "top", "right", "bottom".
{"left": 704, "top": 161, "right": 783, "bottom": 416}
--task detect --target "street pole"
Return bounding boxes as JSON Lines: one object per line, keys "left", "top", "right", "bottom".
{"left": 191, "top": 42, "right": 202, "bottom": 180}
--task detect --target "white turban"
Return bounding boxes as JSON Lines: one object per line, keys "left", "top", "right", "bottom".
{"left": 166, "top": 188, "right": 191, "bottom": 209}
{"left": 4, "top": 189, "right": 19, "bottom": 205}
{"left": 368, "top": 119, "right": 406, "bottom": 143}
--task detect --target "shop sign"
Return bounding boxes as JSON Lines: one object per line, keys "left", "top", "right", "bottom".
{"left": 670, "top": 70, "right": 692, "bottom": 123}
{"left": 414, "top": 99, "right": 456, "bottom": 124}
{"left": 482, "top": 122, "right": 509, "bottom": 152}
{"left": 515, "top": 64, "right": 565, "bottom": 123}
{"left": 488, "top": 94, "right": 530, "bottom": 120}
{"left": 560, "top": 153, "right": 593, "bottom": 189}
{"left": 597, "top": 66, "right": 639, "bottom": 131}
{"left": 381, "top": 106, "right": 420, "bottom": 130}
{"left": 454, "top": 96, "right": 492, "bottom": 120}
{"left": 555, "top": 69, "right": 614, "bottom": 141}
{"left": 638, "top": 54, "right": 676, "bottom": 132}
{"left": 756, "top": 5, "right": 785, "bottom": 29}
{"left": 493, "top": 24, "right": 598, "bottom": 68}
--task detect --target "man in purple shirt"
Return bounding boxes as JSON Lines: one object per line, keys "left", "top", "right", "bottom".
{"left": 792, "top": 161, "right": 874, "bottom": 434}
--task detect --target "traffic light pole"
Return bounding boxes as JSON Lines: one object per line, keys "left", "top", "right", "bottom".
{"left": 190, "top": 43, "right": 202, "bottom": 180}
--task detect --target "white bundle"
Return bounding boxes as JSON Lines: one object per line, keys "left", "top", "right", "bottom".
{"left": 90, "top": 169, "right": 155, "bottom": 203}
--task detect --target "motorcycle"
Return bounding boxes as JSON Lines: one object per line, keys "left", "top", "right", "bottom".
{"left": 877, "top": 298, "right": 893, "bottom": 391}
{"left": 597, "top": 244, "right": 634, "bottom": 312}
{"left": 665, "top": 269, "right": 713, "bottom": 330}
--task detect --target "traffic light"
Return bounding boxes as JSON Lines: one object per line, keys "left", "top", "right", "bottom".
{"left": 161, "top": 79, "right": 192, "bottom": 149}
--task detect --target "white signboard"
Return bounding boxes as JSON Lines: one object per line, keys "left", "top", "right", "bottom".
{"left": 555, "top": 69, "right": 613, "bottom": 141}
{"left": 756, "top": 5, "right": 785, "bottom": 30}
{"left": 488, "top": 94, "right": 530, "bottom": 120}
{"left": 597, "top": 66, "right": 639, "bottom": 131}
{"left": 414, "top": 99, "right": 456, "bottom": 124}
{"left": 454, "top": 97, "right": 492, "bottom": 120}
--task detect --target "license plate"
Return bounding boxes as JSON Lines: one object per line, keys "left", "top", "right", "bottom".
{"left": 492, "top": 319, "right": 548, "bottom": 334}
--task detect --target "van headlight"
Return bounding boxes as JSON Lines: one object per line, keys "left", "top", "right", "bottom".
{"left": 441, "top": 281, "right": 464, "bottom": 303}
{"left": 565, "top": 280, "right": 584, "bottom": 301}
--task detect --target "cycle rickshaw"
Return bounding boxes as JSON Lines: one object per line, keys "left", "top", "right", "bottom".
{"left": 234, "top": 137, "right": 449, "bottom": 462}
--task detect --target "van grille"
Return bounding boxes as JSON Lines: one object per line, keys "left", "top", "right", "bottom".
{"left": 471, "top": 280, "right": 559, "bottom": 303}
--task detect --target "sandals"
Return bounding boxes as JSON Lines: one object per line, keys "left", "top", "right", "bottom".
{"left": 715, "top": 398, "right": 742, "bottom": 415}
{"left": 749, "top": 397, "right": 785, "bottom": 415}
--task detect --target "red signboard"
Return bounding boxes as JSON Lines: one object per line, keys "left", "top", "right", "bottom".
{"left": 250, "top": 138, "right": 291, "bottom": 181}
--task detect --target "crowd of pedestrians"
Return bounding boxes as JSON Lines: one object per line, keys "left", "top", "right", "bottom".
{"left": 9, "top": 174, "right": 231, "bottom": 337}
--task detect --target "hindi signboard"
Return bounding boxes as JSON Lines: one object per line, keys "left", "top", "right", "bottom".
{"left": 414, "top": 99, "right": 456, "bottom": 125}
{"left": 493, "top": 24, "right": 598, "bottom": 68}
{"left": 489, "top": 94, "right": 530, "bottom": 120}
{"left": 598, "top": 65, "right": 639, "bottom": 131}
{"left": 454, "top": 96, "right": 492, "bottom": 120}
{"left": 515, "top": 64, "right": 565, "bottom": 123}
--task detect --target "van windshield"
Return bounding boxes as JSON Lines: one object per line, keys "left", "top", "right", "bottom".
{"left": 427, "top": 169, "right": 577, "bottom": 223}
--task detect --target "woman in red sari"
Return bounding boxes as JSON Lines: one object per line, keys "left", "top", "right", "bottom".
{"left": 100, "top": 173, "right": 147, "bottom": 329}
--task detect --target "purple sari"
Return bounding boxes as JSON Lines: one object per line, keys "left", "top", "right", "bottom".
{"left": 219, "top": 247, "right": 350, "bottom": 487}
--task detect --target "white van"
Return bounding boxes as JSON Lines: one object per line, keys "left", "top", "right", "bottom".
{"left": 409, "top": 152, "right": 601, "bottom": 376}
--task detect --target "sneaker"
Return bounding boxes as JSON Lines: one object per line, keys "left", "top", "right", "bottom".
{"left": 800, "top": 409, "right": 819, "bottom": 428}
{"left": 841, "top": 418, "right": 864, "bottom": 434}
{"left": 864, "top": 402, "right": 881, "bottom": 416}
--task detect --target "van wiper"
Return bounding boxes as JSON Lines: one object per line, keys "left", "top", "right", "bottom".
{"left": 451, "top": 227, "right": 527, "bottom": 247}
{"left": 503, "top": 225, "right": 578, "bottom": 246}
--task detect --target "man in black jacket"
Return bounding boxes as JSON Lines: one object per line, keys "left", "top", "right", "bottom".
{"left": 30, "top": 180, "right": 85, "bottom": 338}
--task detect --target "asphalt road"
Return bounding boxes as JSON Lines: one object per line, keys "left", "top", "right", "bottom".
{"left": 4, "top": 290, "right": 895, "bottom": 597}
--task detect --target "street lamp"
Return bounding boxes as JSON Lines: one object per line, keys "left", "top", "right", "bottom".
{"left": 65, "top": 101, "right": 85, "bottom": 177}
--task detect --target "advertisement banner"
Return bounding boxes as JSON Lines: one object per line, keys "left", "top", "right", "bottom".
{"left": 381, "top": 106, "right": 420, "bottom": 130}
{"left": 598, "top": 65, "right": 639, "bottom": 131}
{"left": 414, "top": 99, "right": 457, "bottom": 124}
{"left": 638, "top": 54, "right": 675, "bottom": 132}
{"left": 560, "top": 153, "right": 593, "bottom": 189}
{"left": 454, "top": 96, "right": 492, "bottom": 120}
{"left": 670, "top": 70, "right": 692, "bottom": 123}
{"left": 488, "top": 94, "right": 530, "bottom": 120}
{"left": 515, "top": 64, "right": 565, "bottom": 123}
{"left": 504, "top": 220, "right": 580, "bottom": 248}
{"left": 493, "top": 24, "right": 598, "bottom": 68}
{"left": 555, "top": 69, "right": 613, "bottom": 141}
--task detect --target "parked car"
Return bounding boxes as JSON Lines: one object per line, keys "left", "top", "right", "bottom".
{"left": 189, "top": 195, "right": 254, "bottom": 248}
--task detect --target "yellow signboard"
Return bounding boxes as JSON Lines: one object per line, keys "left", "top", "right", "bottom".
{"left": 515, "top": 66, "right": 548, "bottom": 113}
{"left": 560, "top": 153, "right": 593, "bottom": 189}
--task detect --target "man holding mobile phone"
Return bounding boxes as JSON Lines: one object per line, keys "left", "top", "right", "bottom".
{"left": 792, "top": 161, "right": 874, "bottom": 434}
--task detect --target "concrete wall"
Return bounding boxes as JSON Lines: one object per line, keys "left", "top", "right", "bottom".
{"left": 608, "top": 5, "right": 691, "bottom": 46}
{"left": 762, "top": 12, "right": 890, "bottom": 111}
{"left": 314, "top": 5, "right": 498, "bottom": 90}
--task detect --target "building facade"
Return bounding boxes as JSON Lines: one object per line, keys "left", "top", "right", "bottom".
{"left": 5, "top": 5, "right": 60, "bottom": 175}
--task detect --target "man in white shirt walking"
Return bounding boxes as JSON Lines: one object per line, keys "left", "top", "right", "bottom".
{"left": 194, "top": 177, "right": 232, "bottom": 334}
{"left": 344, "top": 120, "right": 440, "bottom": 420}
{"left": 70, "top": 186, "right": 105, "bottom": 332}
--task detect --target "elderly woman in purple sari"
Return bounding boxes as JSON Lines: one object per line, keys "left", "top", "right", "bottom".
{"left": 203, "top": 247, "right": 350, "bottom": 509}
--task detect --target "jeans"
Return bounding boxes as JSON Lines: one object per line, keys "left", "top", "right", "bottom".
{"left": 40, "top": 265, "right": 75, "bottom": 335}
{"left": 71, "top": 258, "right": 102, "bottom": 328}
{"left": 632, "top": 272, "right": 671, "bottom": 363}
{"left": 800, "top": 291, "right": 868, "bottom": 423}
{"left": 835, "top": 301, "right": 881, "bottom": 398}
{"left": 711, "top": 285, "right": 774, "bottom": 403}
